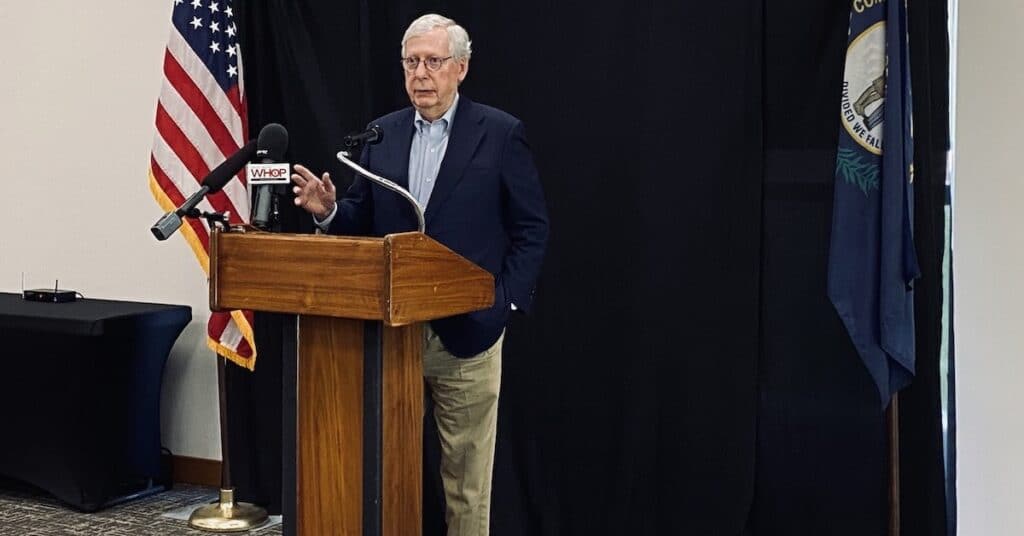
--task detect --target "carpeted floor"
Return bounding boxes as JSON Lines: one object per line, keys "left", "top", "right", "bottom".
{"left": 0, "top": 480, "right": 282, "bottom": 536}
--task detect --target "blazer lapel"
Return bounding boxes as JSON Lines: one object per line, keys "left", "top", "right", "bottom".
{"left": 425, "top": 97, "right": 484, "bottom": 224}
{"left": 386, "top": 109, "right": 416, "bottom": 189}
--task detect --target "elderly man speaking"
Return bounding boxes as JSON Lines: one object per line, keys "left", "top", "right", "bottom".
{"left": 291, "top": 13, "right": 549, "bottom": 535}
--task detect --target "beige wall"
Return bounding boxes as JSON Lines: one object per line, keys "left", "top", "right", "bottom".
{"left": 0, "top": 2, "right": 221, "bottom": 460}
{"left": 954, "top": 0, "right": 1024, "bottom": 534}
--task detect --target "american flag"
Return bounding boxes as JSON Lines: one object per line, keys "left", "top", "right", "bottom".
{"left": 149, "top": 0, "right": 256, "bottom": 369}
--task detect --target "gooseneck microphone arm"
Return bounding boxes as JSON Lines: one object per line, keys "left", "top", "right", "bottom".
{"left": 335, "top": 150, "right": 425, "bottom": 233}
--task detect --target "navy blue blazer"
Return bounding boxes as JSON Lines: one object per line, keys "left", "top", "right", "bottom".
{"left": 327, "top": 97, "right": 549, "bottom": 357}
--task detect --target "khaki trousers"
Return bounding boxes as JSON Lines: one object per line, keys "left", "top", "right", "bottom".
{"left": 422, "top": 324, "right": 503, "bottom": 536}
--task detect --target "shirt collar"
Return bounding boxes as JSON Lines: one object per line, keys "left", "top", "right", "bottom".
{"left": 414, "top": 93, "right": 459, "bottom": 133}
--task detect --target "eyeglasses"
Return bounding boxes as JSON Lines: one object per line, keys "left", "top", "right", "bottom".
{"left": 400, "top": 56, "right": 454, "bottom": 72}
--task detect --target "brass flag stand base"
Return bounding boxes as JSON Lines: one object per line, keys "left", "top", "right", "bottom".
{"left": 188, "top": 356, "right": 269, "bottom": 532}
{"left": 189, "top": 488, "right": 269, "bottom": 532}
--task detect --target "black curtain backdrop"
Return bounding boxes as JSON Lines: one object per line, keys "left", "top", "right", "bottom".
{"left": 224, "top": 1, "right": 950, "bottom": 534}
{"left": 751, "top": 2, "right": 887, "bottom": 534}
{"left": 901, "top": 1, "right": 952, "bottom": 535}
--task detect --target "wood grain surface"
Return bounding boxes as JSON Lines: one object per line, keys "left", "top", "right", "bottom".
{"left": 383, "top": 323, "right": 424, "bottom": 536}
{"left": 297, "top": 316, "right": 364, "bottom": 536}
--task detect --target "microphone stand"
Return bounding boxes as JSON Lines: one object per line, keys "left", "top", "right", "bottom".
{"left": 336, "top": 151, "right": 425, "bottom": 232}
{"left": 185, "top": 209, "right": 233, "bottom": 232}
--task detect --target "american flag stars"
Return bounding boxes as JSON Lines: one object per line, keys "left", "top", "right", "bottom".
{"left": 174, "top": 0, "right": 239, "bottom": 85}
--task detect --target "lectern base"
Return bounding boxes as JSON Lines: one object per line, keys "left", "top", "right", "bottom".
{"left": 188, "top": 488, "right": 269, "bottom": 533}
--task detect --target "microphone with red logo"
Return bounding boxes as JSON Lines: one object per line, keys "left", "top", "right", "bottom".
{"left": 248, "top": 123, "right": 290, "bottom": 230}
{"left": 150, "top": 139, "right": 258, "bottom": 241}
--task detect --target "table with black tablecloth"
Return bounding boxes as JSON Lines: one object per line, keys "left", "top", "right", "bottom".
{"left": 0, "top": 293, "right": 191, "bottom": 511}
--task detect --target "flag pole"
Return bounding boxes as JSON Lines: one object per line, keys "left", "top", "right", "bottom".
{"left": 188, "top": 356, "right": 269, "bottom": 532}
{"left": 888, "top": 392, "right": 901, "bottom": 536}
{"left": 889, "top": 2, "right": 908, "bottom": 536}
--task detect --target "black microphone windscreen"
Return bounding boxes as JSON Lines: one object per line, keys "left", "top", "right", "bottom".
{"left": 257, "top": 123, "right": 289, "bottom": 162}
{"left": 369, "top": 124, "right": 383, "bottom": 144}
{"left": 203, "top": 140, "right": 257, "bottom": 193}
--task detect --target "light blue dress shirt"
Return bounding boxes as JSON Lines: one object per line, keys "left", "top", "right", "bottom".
{"left": 408, "top": 93, "right": 458, "bottom": 208}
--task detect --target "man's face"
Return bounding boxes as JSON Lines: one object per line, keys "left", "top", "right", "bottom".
{"left": 403, "top": 28, "right": 468, "bottom": 121}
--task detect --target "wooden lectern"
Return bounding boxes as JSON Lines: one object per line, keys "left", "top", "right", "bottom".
{"left": 209, "top": 229, "right": 494, "bottom": 536}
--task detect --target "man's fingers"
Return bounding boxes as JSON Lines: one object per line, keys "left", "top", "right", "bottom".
{"left": 287, "top": 164, "right": 334, "bottom": 216}
{"left": 292, "top": 164, "right": 320, "bottom": 184}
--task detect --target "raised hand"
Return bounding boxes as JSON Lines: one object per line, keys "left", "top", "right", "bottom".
{"left": 291, "top": 164, "right": 337, "bottom": 220}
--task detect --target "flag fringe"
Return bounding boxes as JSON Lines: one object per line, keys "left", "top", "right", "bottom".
{"left": 148, "top": 170, "right": 258, "bottom": 370}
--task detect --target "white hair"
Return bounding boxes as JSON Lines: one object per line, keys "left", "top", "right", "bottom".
{"left": 401, "top": 14, "right": 472, "bottom": 61}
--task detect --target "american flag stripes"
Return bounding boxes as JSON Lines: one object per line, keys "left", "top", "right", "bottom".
{"left": 149, "top": 0, "right": 256, "bottom": 369}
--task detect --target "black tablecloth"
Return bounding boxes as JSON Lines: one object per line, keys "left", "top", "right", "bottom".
{"left": 0, "top": 293, "right": 191, "bottom": 511}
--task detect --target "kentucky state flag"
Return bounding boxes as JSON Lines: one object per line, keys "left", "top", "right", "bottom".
{"left": 828, "top": 0, "right": 920, "bottom": 407}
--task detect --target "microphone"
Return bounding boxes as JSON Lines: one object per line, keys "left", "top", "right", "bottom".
{"left": 151, "top": 140, "right": 257, "bottom": 241}
{"left": 250, "top": 123, "right": 290, "bottom": 230}
{"left": 254, "top": 123, "right": 288, "bottom": 163}
{"left": 342, "top": 124, "right": 383, "bottom": 148}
